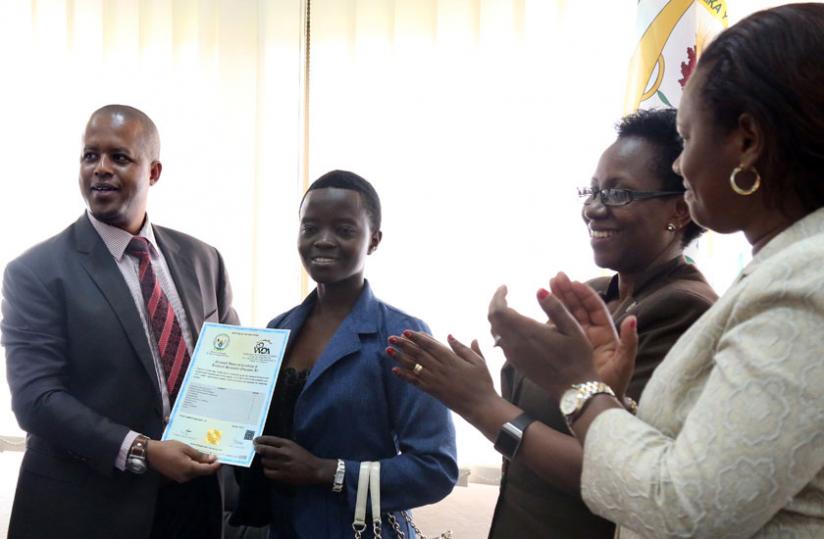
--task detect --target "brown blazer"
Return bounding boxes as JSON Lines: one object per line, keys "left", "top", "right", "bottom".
{"left": 488, "top": 256, "right": 717, "bottom": 539}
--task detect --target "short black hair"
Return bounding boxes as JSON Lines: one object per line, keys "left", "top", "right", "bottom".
{"left": 616, "top": 108, "right": 704, "bottom": 247}
{"left": 89, "top": 104, "right": 161, "bottom": 160}
{"left": 302, "top": 170, "right": 381, "bottom": 231}
{"left": 698, "top": 3, "right": 824, "bottom": 213}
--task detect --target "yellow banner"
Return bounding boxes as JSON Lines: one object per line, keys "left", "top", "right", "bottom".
{"left": 624, "top": 0, "right": 693, "bottom": 113}
{"left": 624, "top": 0, "right": 729, "bottom": 113}
{"left": 697, "top": 0, "right": 728, "bottom": 25}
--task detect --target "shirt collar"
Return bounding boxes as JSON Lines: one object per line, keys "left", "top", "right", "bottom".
{"left": 86, "top": 210, "right": 158, "bottom": 261}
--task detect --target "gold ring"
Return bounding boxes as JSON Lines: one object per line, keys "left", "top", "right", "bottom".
{"left": 413, "top": 363, "right": 424, "bottom": 375}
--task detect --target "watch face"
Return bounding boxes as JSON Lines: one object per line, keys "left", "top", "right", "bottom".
{"left": 560, "top": 389, "right": 580, "bottom": 416}
{"left": 494, "top": 423, "right": 521, "bottom": 460}
{"left": 127, "top": 456, "right": 147, "bottom": 474}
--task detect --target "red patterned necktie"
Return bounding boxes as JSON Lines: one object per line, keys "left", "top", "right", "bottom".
{"left": 125, "top": 237, "right": 190, "bottom": 402}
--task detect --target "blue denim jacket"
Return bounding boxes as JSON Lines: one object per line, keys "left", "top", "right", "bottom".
{"left": 233, "top": 282, "right": 458, "bottom": 539}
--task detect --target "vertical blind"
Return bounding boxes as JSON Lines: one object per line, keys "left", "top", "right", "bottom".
{"left": 0, "top": 0, "right": 805, "bottom": 464}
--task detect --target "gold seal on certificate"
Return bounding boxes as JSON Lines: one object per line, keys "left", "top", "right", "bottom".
{"left": 161, "top": 323, "right": 289, "bottom": 467}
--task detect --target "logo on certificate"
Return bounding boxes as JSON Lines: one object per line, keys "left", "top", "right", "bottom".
{"left": 213, "top": 334, "right": 230, "bottom": 351}
{"left": 253, "top": 339, "right": 271, "bottom": 355}
{"left": 205, "top": 428, "right": 223, "bottom": 445}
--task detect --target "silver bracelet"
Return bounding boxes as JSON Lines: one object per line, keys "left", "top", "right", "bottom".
{"left": 332, "top": 459, "right": 345, "bottom": 493}
{"left": 624, "top": 396, "right": 639, "bottom": 415}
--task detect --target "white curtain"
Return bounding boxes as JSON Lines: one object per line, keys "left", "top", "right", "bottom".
{"left": 0, "top": 0, "right": 815, "bottom": 465}
{"left": 305, "top": 0, "right": 637, "bottom": 467}
{"left": 300, "top": 0, "right": 822, "bottom": 468}
{"left": 0, "top": 0, "right": 306, "bottom": 438}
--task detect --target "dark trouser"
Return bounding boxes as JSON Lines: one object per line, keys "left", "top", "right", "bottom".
{"left": 151, "top": 476, "right": 222, "bottom": 539}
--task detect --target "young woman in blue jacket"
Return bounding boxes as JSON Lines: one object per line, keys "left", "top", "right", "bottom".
{"left": 232, "top": 170, "right": 458, "bottom": 539}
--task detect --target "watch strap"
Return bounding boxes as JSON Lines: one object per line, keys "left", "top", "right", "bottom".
{"left": 126, "top": 434, "right": 150, "bottom": 474}
{"left": 562, "top": 381, "right": 616, "bottom": 432}
{"left": 129, "top": 434, "right": 149, "bottom": 458}
{"left": 494, "top": 412, "right": 535, "bottom": 461}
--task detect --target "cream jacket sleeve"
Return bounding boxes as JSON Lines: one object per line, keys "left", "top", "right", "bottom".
{"left": 580, "top": 213, "right": 824, "bottom": 539}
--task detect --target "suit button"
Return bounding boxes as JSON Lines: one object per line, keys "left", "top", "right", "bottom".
{"left": 164, "top": 415, "right": 170, "bottom": 424}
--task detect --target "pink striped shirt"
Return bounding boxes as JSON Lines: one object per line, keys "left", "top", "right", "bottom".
{"left": 86, "top": 211, "right": 194, "bottom": 470}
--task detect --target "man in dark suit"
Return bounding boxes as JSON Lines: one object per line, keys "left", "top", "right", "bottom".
{"left": 1, "top": 104, "right": 239, "bottom": 538}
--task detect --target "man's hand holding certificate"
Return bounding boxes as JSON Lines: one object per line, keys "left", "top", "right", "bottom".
{"left": 162, "top": 323, "right": 289, "bottom": 467}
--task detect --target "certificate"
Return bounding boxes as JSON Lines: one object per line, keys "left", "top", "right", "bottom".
{"left": 162, "top": 322, "right": 290, "bottom": 467}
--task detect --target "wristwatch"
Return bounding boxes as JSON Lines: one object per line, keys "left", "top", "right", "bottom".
{"left": 560, "top": 381, "right": 616, "bottom": 432}
{"left": 331, "top": 459, "right": 345, "bottom": 493}
{"left": 126, "top": 435, "right": 150, "bottom": 474}
{"left": 493, "top": 412, "right": 535, "bottom": 461}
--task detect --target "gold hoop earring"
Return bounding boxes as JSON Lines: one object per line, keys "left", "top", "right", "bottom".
{"left": 666, "top": 223, "right": 676, "bottom": 232}
{"left": 730, "top": 165, "right": 761, "bottom": 196}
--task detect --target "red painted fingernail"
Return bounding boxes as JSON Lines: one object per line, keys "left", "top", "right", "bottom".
{"left": 447, "top": 334, "right": 455, "bottom": 341}
{"left": 388, "top": 336, "right": 398, "bottom": 344}
{"left": 537, "top": 288, "right": 550, "bottom": 300}
{"left": 629, "top": 318, "right": 637, "bottom": 330}
{"left": 386, "top": 347, "right": 397, "bottom": 357}
{"left": 403, "top": 330, "right": 413, "bottom": 338}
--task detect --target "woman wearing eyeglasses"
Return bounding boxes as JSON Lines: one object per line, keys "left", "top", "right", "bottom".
{"left": 576, "top": 109, "right": 718, "bottom": 408}
{"left": 387, "top": 109, "right": 717, "bottom": 539}
{"left": 479, "top": 108, "right": 718, "bottom": 539}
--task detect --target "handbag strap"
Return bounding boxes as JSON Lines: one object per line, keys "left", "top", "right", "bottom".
{"left": 353, "top": 461, "right": 384, "bottom": 539}
{"left": 353, "top": 462, "right": 372, "bottom": 537}
{"left": 353, "top": 460, "right": 452, "bottom": 539}
{"left": 369, "top": 461, "right": 382, "bottom": 522}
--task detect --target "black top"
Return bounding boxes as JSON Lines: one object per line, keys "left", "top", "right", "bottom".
{"left": 269, "top": 367, "right": 310, "bottom": 439}
{"left": 267, "top": 367, "right": 310, "bottom": 539}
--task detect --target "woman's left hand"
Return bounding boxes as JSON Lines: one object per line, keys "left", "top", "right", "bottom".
{"left": 254, "top": 436, "right": 336, "bottom": 486}
{"left": 387, "top": 332, "right": 500, "bottom": 422}
{"left": 487, "top": 284, "right": 599, "bottom": 401}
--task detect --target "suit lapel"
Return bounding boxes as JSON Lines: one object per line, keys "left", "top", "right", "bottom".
{"left": 73, "top": 215, "right": 163, "bottom": 414}
{"left": 281, "top": 284, "right": 379, "bottom": 394}
{"left": 153, "top": 225, "right": 204, "bottom": 339}
{"left": 303, "top": 318, "right": 363, "bottom": 392}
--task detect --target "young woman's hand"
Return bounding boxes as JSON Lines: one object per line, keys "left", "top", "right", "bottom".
{"left": 254, "top": 436, "right": 337, "bottom": 487}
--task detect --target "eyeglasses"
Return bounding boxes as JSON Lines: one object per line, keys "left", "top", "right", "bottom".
{"left": 577, "top": 186, "right": 684, "bottom": 207}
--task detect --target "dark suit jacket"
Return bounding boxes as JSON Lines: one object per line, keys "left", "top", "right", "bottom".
{"left": 489, "top": 256, "right": 718, "bottom": 539}
{"left": 1, "top": 213, "right": 239, "bottom": 539}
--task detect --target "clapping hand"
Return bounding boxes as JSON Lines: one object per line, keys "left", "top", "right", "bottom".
{"left": 488, "top": 273, "right": 638, "bottom": 402}
{"left": 387, "top": 331, "right": 499, "bottom": 422}
{"left": 548, "top": 272, "right": 638, "bottom": 399}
